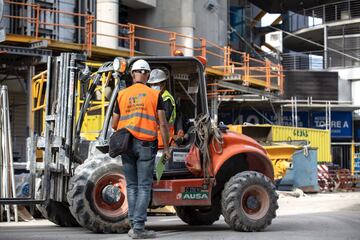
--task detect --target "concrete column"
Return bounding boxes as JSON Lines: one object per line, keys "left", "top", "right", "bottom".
{"left": 96, "top": 0, "right": 119, "bottom": 49}
{"left": 178, "top": 0, "right": 194, "bottom": 56}
{"left": 128, "top": 0, "right": 195, "bottom": 56}
{"left": 178, "top": 26, "right": 194, "bottom": 56}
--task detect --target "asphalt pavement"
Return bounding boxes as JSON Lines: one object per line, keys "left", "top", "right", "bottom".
{"left": 0, "top": 192, "right": 359, "bottom": 240}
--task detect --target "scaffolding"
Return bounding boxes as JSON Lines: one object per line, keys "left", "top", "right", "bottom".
{"left": 2, "top": 0, "right": 284, "bottom": 96}
{"left": 0, "top": 85, "right": 18, "bottom": 222}
{"left": 277, "top": 97, "right": 360, "bottom": 129}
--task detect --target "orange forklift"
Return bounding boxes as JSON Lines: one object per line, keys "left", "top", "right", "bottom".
{"left": 0, "top": 53, "right": 278, "bottom": 233}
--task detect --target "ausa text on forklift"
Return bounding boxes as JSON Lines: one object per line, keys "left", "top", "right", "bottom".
{"left": 1, "top": 53, "right": 278, "bottom": 233}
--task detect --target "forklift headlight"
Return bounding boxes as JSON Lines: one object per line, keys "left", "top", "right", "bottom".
{"left": 113, "top": 57, "right": 127, "bottom": 73}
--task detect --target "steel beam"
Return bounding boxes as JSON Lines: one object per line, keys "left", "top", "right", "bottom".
{"left": 0, "top": 198, "right": 44, "bottom": 205}
{"left": 217, "top": 80, "right": 280, "bottom": 100}
{"left": 0, "top": 45, "right": 52, "bottom": 57}
{"left": 29, "top": 40, "right": 49, "bottom": 49}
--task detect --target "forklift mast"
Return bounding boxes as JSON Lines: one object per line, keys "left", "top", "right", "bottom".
{"left": 30, "top": 53, "right": 86, "bottom": 202}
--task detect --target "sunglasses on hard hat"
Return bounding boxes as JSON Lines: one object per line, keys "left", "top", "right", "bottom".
{"left": 133, "top": 70, "right": 150, "bottom": 75}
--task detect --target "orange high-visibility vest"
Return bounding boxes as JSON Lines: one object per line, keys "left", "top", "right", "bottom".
{"left": 158, "top": 125, "right": 174, "bottom": 149}
{"left": 117, "top": 83, "right": 159, "bottom": 141}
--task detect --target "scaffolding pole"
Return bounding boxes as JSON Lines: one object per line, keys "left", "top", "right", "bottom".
{"left": 0, "top": 85, "right": 18, "bottom": 222}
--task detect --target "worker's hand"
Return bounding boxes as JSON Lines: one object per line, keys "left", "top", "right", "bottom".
{"left": 163, "top": 148, "right": 171, "bottom": 161}
{"left": 173, "top": 129, "right": 185, "bottom": 146}
{"left": 177, "top": 129, "right": 185, "bottom": 138}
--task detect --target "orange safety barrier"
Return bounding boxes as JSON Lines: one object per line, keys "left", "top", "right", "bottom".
{"left": 3, "top": 0, "right": 284, "bottom": 94}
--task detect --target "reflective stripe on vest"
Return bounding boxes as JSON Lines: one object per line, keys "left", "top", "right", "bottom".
{"left": 124, "top": 125, "right": 157, "bottom": 137}
{"left": 117, "top": 83, "right": 159, "bottom": 141}
{"left": 161, "top": 90, "right": 176, "bottom": 125}
{"left": 120, "top": 112, "right": 157, "bottom": 122}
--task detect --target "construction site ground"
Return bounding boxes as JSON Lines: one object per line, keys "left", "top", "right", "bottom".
{"left": 0, "top": 191, "right": 359, "bottom": 240}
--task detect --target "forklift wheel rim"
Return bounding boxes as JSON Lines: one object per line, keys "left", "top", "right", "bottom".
{"left": 92, "top": 173, "right": 128, "bottom": 218}
{"left": 241, "top": 185, "right": 270, "bottom": 220}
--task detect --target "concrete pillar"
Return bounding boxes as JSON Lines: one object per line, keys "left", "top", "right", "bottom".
{"left": 177, "top": 0, "right": 194, "bottom": 56}
{"left": 178, "top": 26, "right": 194, "bottom": 56}
{"left": 96, "top": 0, "right": 119, "bottom": 49}
{"left": 128, "top": 0, "right": 195, "bottom": 56}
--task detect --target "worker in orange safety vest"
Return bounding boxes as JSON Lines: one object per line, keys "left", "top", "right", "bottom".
{"left": 111, "top": 59, "right": 171, "bottom": 239}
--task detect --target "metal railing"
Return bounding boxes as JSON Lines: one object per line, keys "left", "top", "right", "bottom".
{"left": 282, "top": 51, "right": 325, "bottom": 70}
{"left": 286, "top": 0, "right": 360, "bottom": 33}
{"left": 281, "top": 50, "right": 360, "bottom": 70}
{"left": 2, "top": 0, "right": 284, "bottom": 94}
{"left": 229, "top": 49, "right": 283, "bottom": 92}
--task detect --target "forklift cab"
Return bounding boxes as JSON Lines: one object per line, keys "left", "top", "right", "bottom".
{"left": 113, "top": 56, "right": 208, "bottom": 135}
{"left": 75, "top": 56, "right": 208, "bottom": 176}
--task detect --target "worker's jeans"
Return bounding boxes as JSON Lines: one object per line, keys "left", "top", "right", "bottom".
{"left": 121, "top": 137, "right": 157, "bottom": 231}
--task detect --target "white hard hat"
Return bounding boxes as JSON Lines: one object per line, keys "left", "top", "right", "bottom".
{"left": 148, "top": 69, "right": 167, "bottom": 84}
{"left": 131, "top": 59, "right": 151, "bottom": 72}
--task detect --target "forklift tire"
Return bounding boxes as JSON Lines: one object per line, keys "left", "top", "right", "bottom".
{"left": 175, "top": 197, "right": 221, "bottom": 225}
{"left": 67, "top": 158, "right": 129, "bottom": 233}
{"left": 221, "top": 171, "right": 278, "bottom": 232}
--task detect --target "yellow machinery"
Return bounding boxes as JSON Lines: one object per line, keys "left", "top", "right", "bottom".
{"left": 228, "top": 124, "right": 331, "bottom": 163}
{"left": 31, "top": 71, "right": 47, "bottom": 161}
{"left": 263, "top": 144, "right": 302, "bottom": 179}
{"left": 31, "top": 62, "right": 114, "bottom": 141}
{"left": 31, "top": 70, "right": 47, "bottom": 134}
{"left": 75, "top": 62, "right": 114, "bottom": 140}
{"left": 228, "top": 124, "right": 332, "bottom": 180}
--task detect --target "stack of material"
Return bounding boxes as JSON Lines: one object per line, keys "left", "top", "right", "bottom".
{"left": 0, "top": 85, "right": 18, "bottom": 222}
{"left": 336, "top": 169, "right": 354, "bottom": 191}
{"left": 317, "top": 164, "right": 336, "bottom": 192}
{"left": 317, "top": 164, "right": 359, "bottom": 192}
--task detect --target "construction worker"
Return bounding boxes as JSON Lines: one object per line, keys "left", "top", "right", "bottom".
{"left": 111, "top": 59, "right": 170, "bottom": 239}
{"left": 147, "top": 69, "right": 184, "bottom": 148}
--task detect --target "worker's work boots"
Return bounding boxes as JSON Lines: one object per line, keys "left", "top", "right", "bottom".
{"left": 128, "top": 228, "right": 134, "bottom": 237}
{"left": 131, "top": 229, "right": 156, "bottom": 239}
